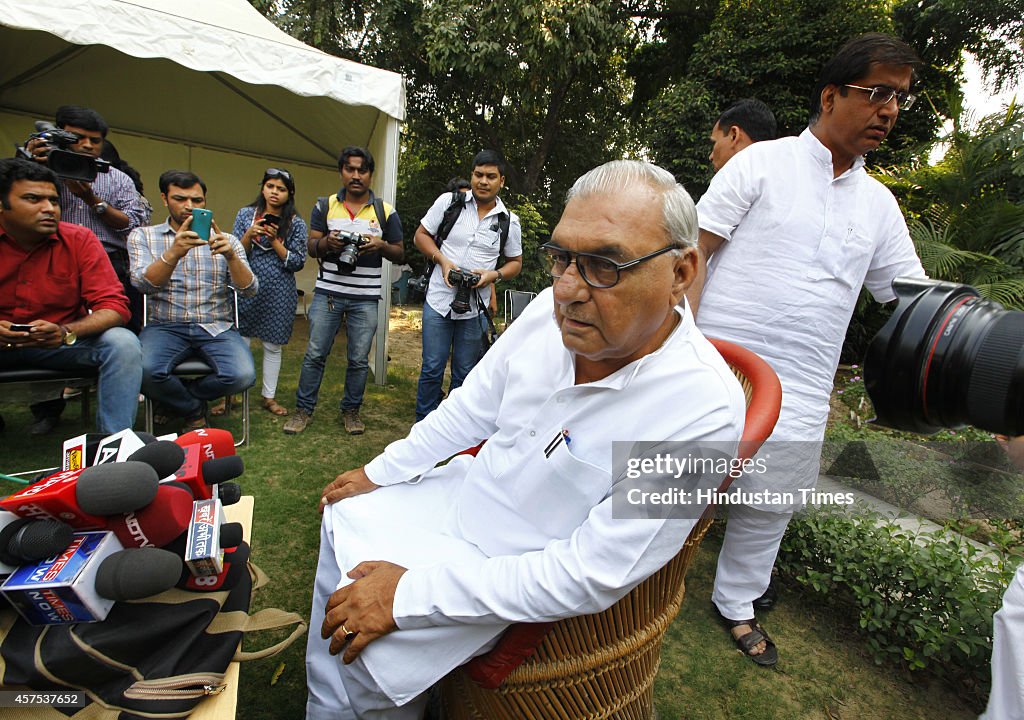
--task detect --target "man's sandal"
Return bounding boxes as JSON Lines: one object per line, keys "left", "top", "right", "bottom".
{"left": 714, "top": 607, "right": 778, "bottom": 666}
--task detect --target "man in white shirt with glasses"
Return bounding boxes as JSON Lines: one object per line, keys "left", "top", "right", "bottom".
{"left": 688, "top": 33, "right": 927, "bottom": 666}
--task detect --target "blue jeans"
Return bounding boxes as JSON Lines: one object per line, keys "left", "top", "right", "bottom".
{"left": 295, "top": 293, "right": 378, "bottom": 414}
{"left": 140, "top": 323, "right": 255, "bottom": 418}
{"left": 415, "top": 303, "right": 485, "bottom": 421}
{"left": 0, "top": 327, "right": 142, "bottom": 433}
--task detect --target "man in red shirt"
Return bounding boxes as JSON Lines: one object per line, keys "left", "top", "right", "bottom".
{"left": 0, "top": 158, "right": 142, "bottom": 434}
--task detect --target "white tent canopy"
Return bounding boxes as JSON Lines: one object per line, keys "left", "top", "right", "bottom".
{"left": 0, "top": 0, "right": 406, "bottom": 383}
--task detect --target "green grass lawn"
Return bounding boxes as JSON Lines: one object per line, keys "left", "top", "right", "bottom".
{"left": 0, "top": 312, "right": 982, "bottom": 718}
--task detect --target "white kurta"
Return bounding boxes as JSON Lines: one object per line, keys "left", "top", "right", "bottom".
{"left": 697, "top": 128, "right": 925, "bottom": 497}
{"left": 313, "top": 287, "right": 746, "bottom": 706}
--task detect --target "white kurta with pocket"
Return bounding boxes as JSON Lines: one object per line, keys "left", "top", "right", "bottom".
{"left": 316, "top": 287, "right": 746, "bottom": 704}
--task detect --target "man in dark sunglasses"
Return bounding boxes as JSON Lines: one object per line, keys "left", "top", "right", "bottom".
{"left": 688, "top": 33, "right": 928, "bottom": 666}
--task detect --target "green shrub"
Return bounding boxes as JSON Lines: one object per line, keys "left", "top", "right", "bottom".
{"left": 777, "top": 505, "right": 1018, "bottom": 708}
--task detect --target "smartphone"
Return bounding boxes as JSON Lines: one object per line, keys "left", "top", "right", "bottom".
{"left": 261, "top": 213, "right": 280, "bottom": 227}
{"left": 9, "top": 323, "right": 33, "bottom": 332}
{"left": 191, "top": 208, "right": 213, "bottom": 241}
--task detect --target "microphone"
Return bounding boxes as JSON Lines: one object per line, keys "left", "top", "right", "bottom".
{"left": 174, "top": 428, "right": 236, "bottom": 459}
{"left": 176, "top": 541, "right": 250, "bottom": 593}
{"left": 104, "top": 482, "right": 194, "bottom": 549}
{"left": 135, "top": 431, "right": 159, "bottom": 445}
{"left": 94, "top": 547, "right": 183, "bottom": 601}
{"left": 0, "top": 512, "right": 74, "bottom": 567}
{"left": 76, "top": 462, "right": 160, "bottom": 516}
{"left": 171, "top": 451, "right": 243, "bottom": 501}
{"left": 0, "top": 462, "right": 158, "bottom": 529}
{"left": 217, "top": 482, "right": 242, "bottom": 507}
{"left": 126, "top": 441, "right": 186, "bottom": 479}
{"left": 220, "top": 522, "right": 243, "bottom": 549}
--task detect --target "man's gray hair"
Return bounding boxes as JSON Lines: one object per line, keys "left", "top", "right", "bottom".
{"left": 565, "top": 160, "right": 698, "bottom": 249}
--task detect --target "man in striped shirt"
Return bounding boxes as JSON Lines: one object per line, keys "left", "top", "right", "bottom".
{"left": 128, "top": 171, "right": 257, "bottom": 431}
{"left": 285, "top": 147, "right": 404, "bottom": 436}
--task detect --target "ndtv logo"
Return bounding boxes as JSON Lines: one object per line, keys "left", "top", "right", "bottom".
{"left": 123, "top": 512, "right": 153, "bottom": 548}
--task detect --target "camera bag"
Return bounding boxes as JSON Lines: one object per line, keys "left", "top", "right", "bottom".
{"left": 0, "top": 541, "right": 306, "bottom": 720}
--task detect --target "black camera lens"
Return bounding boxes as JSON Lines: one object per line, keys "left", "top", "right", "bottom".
{"left": 336, "top": 243, "right": 360, "bottom": 274}
{"left": 864, "top": 277, "right": 1024, "bottom": 436}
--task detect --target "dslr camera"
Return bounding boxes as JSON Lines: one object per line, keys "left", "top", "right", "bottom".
{"left": 323, "top": 230, "right": 367, "bottom": 274}
{"left": 448, "top": 268, "right": 481, "bottom": 314}
{"left": 18, "top": 121, "right": 111, "bottom": 182}
{"left": 864, "top": 277, "right": 1023, "bottom": 436}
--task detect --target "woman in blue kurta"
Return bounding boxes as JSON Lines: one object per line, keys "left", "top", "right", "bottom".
{"left": 220, "top": 168, "right": 307, "bottom": 416}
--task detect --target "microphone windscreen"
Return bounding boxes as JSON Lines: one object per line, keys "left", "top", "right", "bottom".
{"left": 94, "top": 548, "right": 182, "bottom": 601}
{"left": 76, "top": 462, "right": 159, "bottom": 516}
{"left": 219, "top": 522, "right": 243, "bottom": 549}
{"left": 202, "top": 456, "right": 244, "bottom": 485}
{"left": 175, "top": 428, "right": 235, "bottom": 459}
{"left": 135, "top": 431, "right": 159, "bottom": 445}
{"left": 4, "top": 519, "right": 74, "bottom": 565}
{"left": 127, "top": 441, "right": 185, "bottom": 478}
{"left": 217, "top": 482, "right": 241, "bottom": 506}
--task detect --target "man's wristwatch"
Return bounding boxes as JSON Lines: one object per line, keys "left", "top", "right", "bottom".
{"left": 92, "top": 201, "right": 109, "bottom": 215}
{"left": 494, "top": 268, "right": 504, "bottom": 283}
{"left": 61, "top": 326, "right": 77, "bottom": 346}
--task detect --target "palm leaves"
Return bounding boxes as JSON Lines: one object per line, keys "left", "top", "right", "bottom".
{"left": 886, "top": 103, "right": 1024, "bottom": 310}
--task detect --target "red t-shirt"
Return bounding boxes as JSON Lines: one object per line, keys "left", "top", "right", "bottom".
{"left": 0, "top": 221, "right": 130, "bottom": 326}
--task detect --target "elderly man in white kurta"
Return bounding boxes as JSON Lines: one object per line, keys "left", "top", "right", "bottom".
{"left": 688, "top": 33, "right": 927, "bottom": 665}
{"left": 304, "top": 161, "right": 747, "bottom": 719}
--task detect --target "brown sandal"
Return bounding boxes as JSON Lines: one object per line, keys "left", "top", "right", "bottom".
{"left": 262, "top": 397, "right": 289, "bottom": 416}
{"left": 210, "top": 395, "right": 239, "bottom": 416}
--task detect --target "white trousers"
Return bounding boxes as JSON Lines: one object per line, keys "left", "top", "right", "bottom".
{"left": 711, "top": 504, "right": 793, "bottom": 621}
{"left": 305, "top": 517, "right": 429, "bottom": 720}
{"left": 305, "top": 466, "right": 506, "bottom": 718}
{"left": 242, "top": 337, "right": 283, "bottom": 399}
{"left": 981, "top": 565, "right": 1024, "bottom": 719}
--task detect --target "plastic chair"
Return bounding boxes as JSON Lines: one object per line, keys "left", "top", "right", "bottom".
{"left": 141, "top": 294, "right": 250, "bottom": 447}
{"left": 439, "top": 337, "right": 782, "bottom": 719}
{"left": 503, "top": 290, "right": 537, "bottom": 326}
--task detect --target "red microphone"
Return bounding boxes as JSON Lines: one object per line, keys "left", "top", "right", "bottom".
{"left": 174, "top": 428, "right": 235, "bottom": 460}
{"left": 0, "top": 463, "right": 159, "bottom": 529}
{"left": 170, "top": 443, "right": 243, "bottom": 501}
{"left": 103, "top": 482, "right": 195, "bottom": 549}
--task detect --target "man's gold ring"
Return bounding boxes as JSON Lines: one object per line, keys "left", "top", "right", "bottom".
{"left": 341, "top": 624, "right": 353, "bottom": 636}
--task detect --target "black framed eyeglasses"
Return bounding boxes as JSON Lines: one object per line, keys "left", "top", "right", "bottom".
{"left": 264, "top": 168, "right": 293, "bottom": 181}
{"left": 844, "top": 84, "right": 916, "bottom": 110}
{"left": 540, "top": 242, "right": 679, "bottom": 289}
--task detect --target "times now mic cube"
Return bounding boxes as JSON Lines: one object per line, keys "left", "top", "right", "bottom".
{"left": 185, "top": 498, "right": 224, "bottom": 577}
{"left": 1, "top": 531, "right": 122, "bottom": 625}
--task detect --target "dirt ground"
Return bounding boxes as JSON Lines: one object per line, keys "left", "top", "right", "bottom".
{"left": 387, "top": 305, "right": 424, "bottom": 370}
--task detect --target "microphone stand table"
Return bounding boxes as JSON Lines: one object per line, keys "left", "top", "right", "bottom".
{"left": 191, "top": 494, "right": 254, "bottom": 720}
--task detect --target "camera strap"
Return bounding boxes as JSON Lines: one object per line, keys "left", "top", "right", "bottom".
{"left": 475, "top": 289, "right": 500, "bottom": 351}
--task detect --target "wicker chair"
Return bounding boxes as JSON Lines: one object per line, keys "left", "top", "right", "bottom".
{"left": 439, "top": 337, "right": 782, "bottom": 720}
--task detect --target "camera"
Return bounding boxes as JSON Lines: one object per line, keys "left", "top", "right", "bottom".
{"left": 864, "top": 277, "right": 1024, "bottom": 436}
{"left": 17, "top": 121, "right": 111, "bottom": 182}
{"left": 407, "top": 272, "right": 430, "bottom": 296}
{"left": 323, "top": 230, "right": 367, "bottom": 274}
{"left": 448, "top": 268, "right": 481, "bottom": 314}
